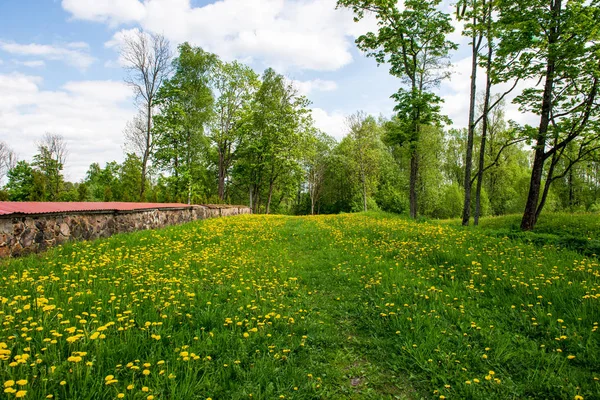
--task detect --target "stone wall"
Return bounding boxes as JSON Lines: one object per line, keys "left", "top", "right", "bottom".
{"left": 0, "top": 205, "right": 251, "bottom": 258}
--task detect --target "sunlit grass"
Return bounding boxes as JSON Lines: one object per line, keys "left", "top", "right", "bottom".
{"left": 1, "top": 212, "right": 598, "bottom": 399}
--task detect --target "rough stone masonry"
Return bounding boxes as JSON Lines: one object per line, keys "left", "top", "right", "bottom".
{"left": 0, "top": 204, "right": 251, "bottom": 258}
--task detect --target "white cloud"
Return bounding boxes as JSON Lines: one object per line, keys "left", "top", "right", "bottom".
{"left": 0, "top": 73, "right": 134, "bottom": 181}
{"left": 311, "top": 107, "right": 347, "bottom": 140}
{"left": 0, "top": 41, "right": 94, "bottom": 69}
{"left": 67, "top": 0, "right": 376, "bottom": 72}
{"left": 16, "top": 60, "right": 46, "bottom": 68}
{"left": 61, "top": 0, "right": 146, "bottom": 25}
{"left": 289, "top": 78, "right": 338, "bottom": 96}
{"left": 440, "top": 56, "right": 539, "bottom": 129}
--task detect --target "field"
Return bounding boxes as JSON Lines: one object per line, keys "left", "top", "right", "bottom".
{"left": 1, "top": 212, "right": 599, "bottom": 399}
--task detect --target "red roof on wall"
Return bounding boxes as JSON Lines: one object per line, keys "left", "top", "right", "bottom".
{"left": 0, "top": 202, "right": 192, "bottom": 216}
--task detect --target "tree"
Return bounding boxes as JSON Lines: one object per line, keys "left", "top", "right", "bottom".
{"left": 121, "top": 29, "right": 171, "bottom": 201}
{"left": 456, "top": 0, "right": 488, "bottom": 225}
{"left": 338, "top": 0, "right": 456, "bottom": 218}
{"left": 84, "top": 161, "right": 122, "bottom": 201}
{"left": 0, "top": 141, "right": 17, "bottom": 184}
{"left": 234, "top": 68, "right": 311, "bottom": 213}
{"left": 346, "top": 112, "right": 382, "bottom": 212}
{"left": 495, "top": 0, "right": 600, "bottom": 230}
{"left": 33, "top": 133, "right": 68, "bottom": 200}
{"left": 5, "top": 161, "right": 35, "bottom": 201}
{"left": 120, "top": 153, "right": 143, "bottom": 202}
{"left": 305, "top": 130, "right": 335, "bottom": 215}
{"left": 123, "top": 110, "right": 150, "bottom": 158}
{"left": 153, "top": 43, "right": 216, "bottom": 204}
{"left": 210, "top": 60, "right": 260, "bottom": 202}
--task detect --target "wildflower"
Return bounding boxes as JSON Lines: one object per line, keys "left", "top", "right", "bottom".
{"left": 15, "top": 390, "right": 27, "bottom": 398}
{"left": 16, "top": 380, "right": 27, "bottom": 386}
{"left": 4, "top": 381, "right": 15, "bottom": 388}
{"left": 117, "top": 394, "right": 125, "bottom": 399}
{"left": 567, "top": 355, "right": 576, "bottom": 360}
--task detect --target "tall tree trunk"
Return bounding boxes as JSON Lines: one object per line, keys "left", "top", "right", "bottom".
{"left": 521, "top": 0, "right": 560, "bottom": 231}
{"left": 536, "top": 151, "right": 558, "bottom": 221}
{"left": 521, "top": 126, "right": 550, "bottom": 230}
{"left": 409, "top": 149, "right": 418, "bottom": 219}
{"left": 475, "top": 11, "right": 493, "bottom": 226}
{"left": 140, "top": 102, "right": 152, "bottom": 201}
{"left": 266, "top": 179, "right": 275, "bottom": 215}
{"left": 568, "top": 167, "right": 574, "bottom": 210}
{"left": 249, "top": 185, "right": 253, "bottom": 210}
{"left": 187, "top": 176, "right": 192, "bottom": 205}
{"left": 461, "top": 14, "right": 480, "bottom": 226}
{"left": 361, "top": 169, "right": 367, "bottom": 212}
{"left": 218, "top": 148, "right": 225, "bottom": 202}
{"left": 408, "top": 78, "right": 419, "bottom": 219}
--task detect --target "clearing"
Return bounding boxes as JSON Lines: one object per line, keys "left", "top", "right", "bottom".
{"left": 1, "top": 212, "right": 598, "bottom": 399}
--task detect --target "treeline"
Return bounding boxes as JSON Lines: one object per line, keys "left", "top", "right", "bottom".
{"left": 2, "top": 0, "right": 600, "bottom": 230}
{"left": 2, "top": 101, "right": 599, "bottom": 217}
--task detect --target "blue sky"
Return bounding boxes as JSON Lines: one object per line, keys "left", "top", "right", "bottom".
{"left": 0, "top": 0, "right": 532, "bottom": 181}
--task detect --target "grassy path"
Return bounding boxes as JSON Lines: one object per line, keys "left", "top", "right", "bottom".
{"left": 275, "top": 217, "right": 416, "bottom": 399}
{"left": 0, "top": 212, "right": 598, "bottom": 399}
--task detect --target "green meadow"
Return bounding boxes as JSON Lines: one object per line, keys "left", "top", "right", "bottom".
{"left": 1, "top": 213, "right": 598, "bottom": 399}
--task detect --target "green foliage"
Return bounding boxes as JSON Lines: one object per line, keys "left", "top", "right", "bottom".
{"left": 338, "top": 0, "right": 457, "bottom": 218}
{"left": 32, "top": 146, "right": 64, "bottom": 201}
{"left": 120, "top": 154, "right": 143, "bottom": 202}
{"left": 152, "top": 42, "right": 217, "bottom": 204}
{"left": 5, "top": 161, "right": 37, "bottom": 201}
{"left": 85, "top": 162, "right": 122, "bottom": 201}
{"left": 432, "top": 183, "right": 463, "bottom": 219}
{"left": 233, "top": 68, "right": 311, "bottom": 214}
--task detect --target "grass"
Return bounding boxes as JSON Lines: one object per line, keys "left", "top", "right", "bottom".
{"left": 444, "top": 213, "right": 600, "bottom": 257}
{"left": 0, "top": 212, "right": 598, "bottom": 399}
